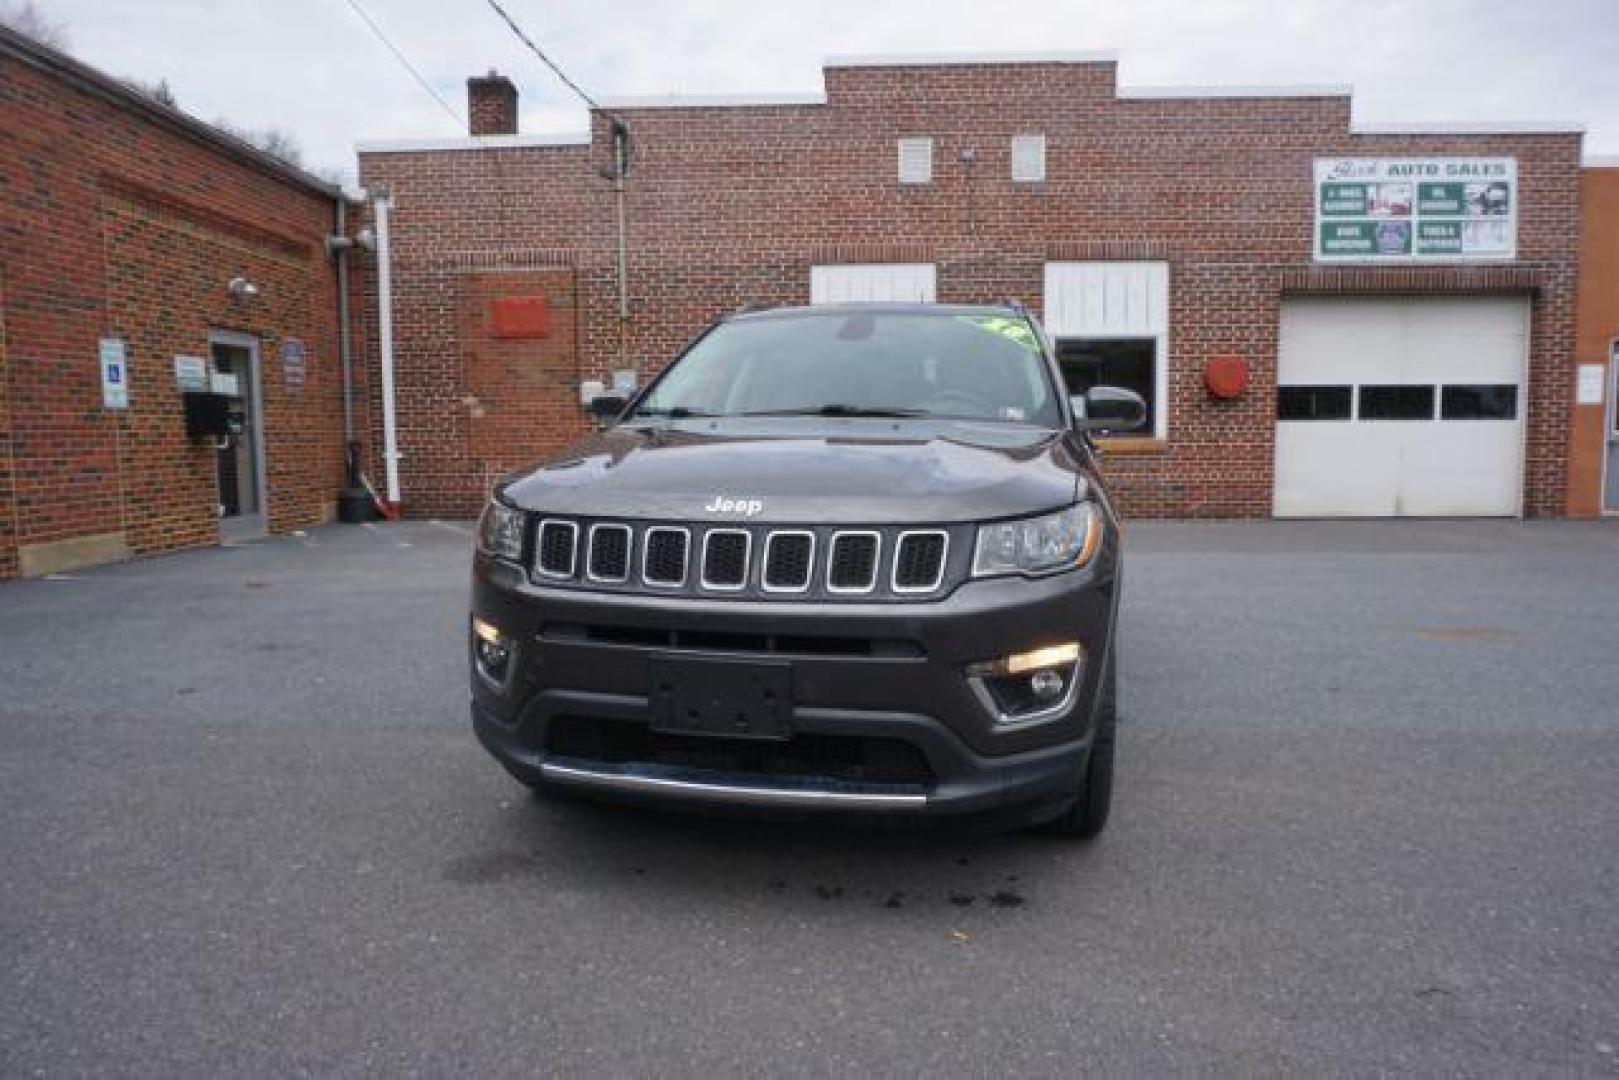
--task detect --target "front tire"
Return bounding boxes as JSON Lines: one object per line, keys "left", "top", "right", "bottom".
{"left": 1038, "top": 646, "right": 1117, "bottom": 839}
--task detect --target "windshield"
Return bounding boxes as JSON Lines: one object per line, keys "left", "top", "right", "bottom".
{"left": 631, "top": 310, "right": 1063, "bottom": 427}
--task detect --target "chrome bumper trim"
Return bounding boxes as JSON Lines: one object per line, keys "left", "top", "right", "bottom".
{"left": 539, "top": 762, "right": 930, "bottom": 809}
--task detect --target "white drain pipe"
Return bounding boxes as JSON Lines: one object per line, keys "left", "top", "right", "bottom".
{"left": 373, "top": 191, "right": 401, "bottom": 508}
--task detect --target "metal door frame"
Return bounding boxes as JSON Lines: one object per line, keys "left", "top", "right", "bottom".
{"left": 1604, "top": 338, "right": 1619, "bottom": 515}
{"left": 208, "top": 330, "right": 269, "bottom": 540}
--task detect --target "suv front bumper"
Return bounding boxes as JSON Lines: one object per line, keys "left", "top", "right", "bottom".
{"left": 470, "top": 551, "right": 1119, "bottom": 821}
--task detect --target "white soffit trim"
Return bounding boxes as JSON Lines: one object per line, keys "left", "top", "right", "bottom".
{"left": 1353, "top": 120, "right": 1586, "bottom": 135}
{"left": 355, "top": 132, "right": 591, "bottom": 153}
{"left": 1584, "top": 155, "right": 1619, "bottom": 167}
{"left": 596, "top": 92, "right": 826, "bottom": 108}
{"left": 1121, "top": 84, "right": 1351, "bottom": 99}
{"left": 825, "top": 50, "right": 1119, "bottom": 67}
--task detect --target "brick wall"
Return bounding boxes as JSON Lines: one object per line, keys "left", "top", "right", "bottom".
{"left": 0, "top": 275, "right": 15, "bottom": 579}
{"left": 0, "top": 33, "right": 350, "bottom": 578}
{"left": 1568, "top": 167, "right": 1619, "bottom": 517}
{"left": 359, "top": 60, "right": 1584, "bottom": 519}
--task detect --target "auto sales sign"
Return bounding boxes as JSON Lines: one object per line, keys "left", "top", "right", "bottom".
{"left": 1314, "top": 158, "right": 1516, "bottom": 262}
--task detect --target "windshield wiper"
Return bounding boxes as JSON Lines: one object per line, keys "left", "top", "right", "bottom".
{"left": 631, "top": 405, "right": 716, "bottom": 419}
{"left": 738, "top": 404, "right": 932, "bottom": 418}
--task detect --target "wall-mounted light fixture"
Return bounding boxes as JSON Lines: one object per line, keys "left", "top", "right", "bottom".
{"left": 227, "top": 276, "right": 260, "bottom": 300}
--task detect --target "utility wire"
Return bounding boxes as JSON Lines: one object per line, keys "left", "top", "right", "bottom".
{"left": 340, "top": 0, "right": 463, "bottom": 126}
{"left": 483, "top": 0, "right": 620, "bottom": 123}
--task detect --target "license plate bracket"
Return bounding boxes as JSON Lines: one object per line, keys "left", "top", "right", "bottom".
{"left": 649, "top": 655, "right": 792, "bottom": 740}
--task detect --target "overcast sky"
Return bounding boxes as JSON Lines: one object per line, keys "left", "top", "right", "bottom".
{"left": 33, "top": 0, "right": 1619, "bottom": 182}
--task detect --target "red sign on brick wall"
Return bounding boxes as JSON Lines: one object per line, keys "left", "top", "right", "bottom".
{"left": 490, "top": 295, "right": 549, "bottom": 339}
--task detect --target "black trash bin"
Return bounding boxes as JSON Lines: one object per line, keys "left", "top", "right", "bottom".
{"left": 337, "top": 487, "right": 375, "bottom": 523}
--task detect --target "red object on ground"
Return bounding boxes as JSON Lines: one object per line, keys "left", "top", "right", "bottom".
{"left": 1204, "top": 355, "right": 1248, "bottom": 399}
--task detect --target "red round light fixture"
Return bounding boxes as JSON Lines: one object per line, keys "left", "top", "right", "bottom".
{"left": 1204, "top": 355, "right": 1248, "bottom": 400}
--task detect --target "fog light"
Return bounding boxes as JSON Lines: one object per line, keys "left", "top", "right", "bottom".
{"left": 1029, "top": 669, "right": 1064, "bottom": 700}
{"left": 966, "top": 640, "right": 1085, "bottom": 725}
{"left": 472, "top": 617, "right": 513, "bottom": 685}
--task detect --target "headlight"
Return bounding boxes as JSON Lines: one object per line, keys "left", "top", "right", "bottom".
{"left": 972, "top": 503, "right": 1102, "bottom": 578}
{"left": 477, "top": 499, "right": 526, "bottom": 562}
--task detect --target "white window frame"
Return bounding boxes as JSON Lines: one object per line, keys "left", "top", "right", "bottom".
{"left": 1043, "top": 262, "right": 1170, "bottom": 440}
{"left": 1011, "top": 134, "right": 1046, "bottom": 183}
{"left": 897, "top": 137, "right": 933, "bottom": 185}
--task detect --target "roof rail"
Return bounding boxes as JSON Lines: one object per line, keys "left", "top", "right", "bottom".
{"left": 733, "top": 301, "right": 776, "bottom": 314}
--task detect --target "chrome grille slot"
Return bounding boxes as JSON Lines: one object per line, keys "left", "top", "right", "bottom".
{"left": 701, "top": 529, "right": 750, "bottom": 590}
{"left": 762, "top": 530, "right": 814, "bottom": 593}
{"left": 536, "top": 519, "right": 578, "bottom": 578}
{"left": 641, "top": 527, "right": 689, "bottom": 587}
{"left": 827, "top": 531, "right": 880, "bottom": 593}
{"left": 892, "top": 530, "right": 948, "bottom": 593}
{"left": 586, "top": 523, "right": 631, "bottom": 582}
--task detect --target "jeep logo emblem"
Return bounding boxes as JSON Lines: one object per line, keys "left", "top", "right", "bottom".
{"left": 705, "top": 496, "right": 764, "bottom": 517}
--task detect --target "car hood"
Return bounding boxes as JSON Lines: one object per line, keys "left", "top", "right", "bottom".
{"left": 497, "top": 418, "right": 1088, "bottom": 525}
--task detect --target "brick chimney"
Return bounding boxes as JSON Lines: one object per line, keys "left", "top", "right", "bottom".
{"left": 467, "top": 70, "right": 518, "bottom": 136}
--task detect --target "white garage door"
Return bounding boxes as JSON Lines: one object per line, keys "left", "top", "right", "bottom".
{"left": 810, "top": 263, "right": 935, "bottom": 304}
{"left": 1274, "top": 297, "right": 1528, "bottom": 517}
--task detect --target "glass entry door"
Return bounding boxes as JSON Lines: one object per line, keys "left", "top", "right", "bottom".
{"left": 209, "top": 335, "right": 266, "bottom": 540}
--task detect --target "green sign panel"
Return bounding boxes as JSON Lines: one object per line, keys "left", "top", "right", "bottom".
{"left": 1320, "top": 222, "right": 1376, "bottom": 255}
{"left": 1320, "top": 221, "right": 1411, "bottom": 257}
{"left": 1417, "top": 221, "right": 1463, "bottom": 255}
{"left": 1321, "top": 183, "right": 1368, "bottom": 216}
{"left": 1417, "top": 183, "right": 1467, "bottom": 215}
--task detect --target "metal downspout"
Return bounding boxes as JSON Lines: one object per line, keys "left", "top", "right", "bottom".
{"left": 373, "top": 191, "right": 401, "bottom": 509}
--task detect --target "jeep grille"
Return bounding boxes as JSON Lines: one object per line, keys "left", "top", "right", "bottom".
{"left": 529, "top": 520, "right": 959, "bottom": 602}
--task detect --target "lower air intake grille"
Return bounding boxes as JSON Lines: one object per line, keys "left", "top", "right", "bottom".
{"left": 702, "top": 530, "right": 750, "bottom": 589}
{"left": 588, "top": 525, "right": 631, "bottom": 581}
{"left": 893, "top": 531, "right": 947, "bottom": 592}
{"left": 537, "top": 520, "right": 577, "bottom": 577}
{"left": 547, "top": 717, "right": 935, "bottom": 788}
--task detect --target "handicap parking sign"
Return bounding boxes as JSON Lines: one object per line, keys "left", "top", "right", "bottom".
{"left": 100, "top": 338, "right": 128, "bottom": 409}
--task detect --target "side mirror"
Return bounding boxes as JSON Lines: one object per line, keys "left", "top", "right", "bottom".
{"left": 1072, "top": 385, "right": 1147, "bottom": 434}
{"left": 586, "top": 393, "right": 629, "bottom": 426}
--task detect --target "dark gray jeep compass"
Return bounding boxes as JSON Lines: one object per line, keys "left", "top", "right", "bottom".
{"left": 469, "top": 303, "right": 1145, "bottom": 837}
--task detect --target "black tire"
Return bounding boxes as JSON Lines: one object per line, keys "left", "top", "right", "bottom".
{"left": 1038, "top": 645, "right": 1117, "bottom": 839}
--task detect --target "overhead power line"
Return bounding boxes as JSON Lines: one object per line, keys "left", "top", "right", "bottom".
{"left": 483, "top": 0, "right": 619, "bottom": 122}
{"left": 340, "top": 0, "right": 463, "bottom": 126}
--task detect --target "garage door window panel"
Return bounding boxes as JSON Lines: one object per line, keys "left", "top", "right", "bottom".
{"left": 1358, "top": 385, "right": 1436, "bottom": 421}
{"left": 1441, "top": 384, "right": 1518, "bottom": 420}
{"left": 1277, "top": 386, "right": 1352, "bottom": 421}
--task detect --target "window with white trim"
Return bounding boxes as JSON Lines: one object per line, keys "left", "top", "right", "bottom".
{"left": 1011, "top": 134, "right": 1046, "bottom": 183}
{"left": 897, "top": 137, "right": 933, "bottom": 185}
{"left": 1044, "top": 262, "right": 1170, "bottom": 439}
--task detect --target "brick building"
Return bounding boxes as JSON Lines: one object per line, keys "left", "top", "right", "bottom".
{"left": 357, "top": 52, "right": 1586, "bottom": 521}
{"left": 0, "top": 26, "right": 360, "bottom": 579}
{"left": 1568, "top": 158, "right": 1619, "bottom": 516}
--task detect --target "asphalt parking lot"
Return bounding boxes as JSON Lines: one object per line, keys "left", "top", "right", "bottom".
{"left": 2, "top": 519, "right": 1616, "bottom": 1076}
